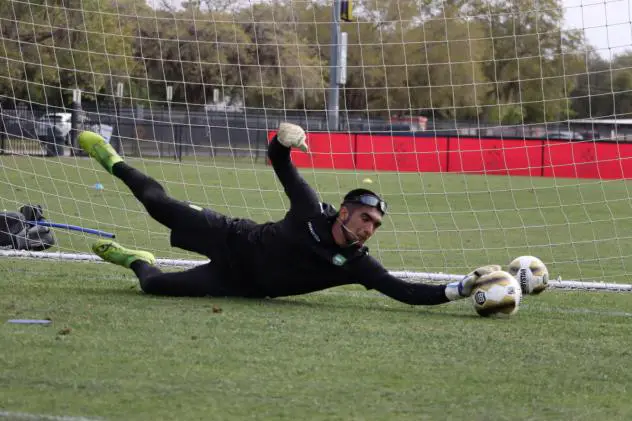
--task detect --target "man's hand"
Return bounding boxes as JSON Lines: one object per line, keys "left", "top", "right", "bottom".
{"left": 445, "top": 265, "right": 502, "bottom": 301}
{"left": 276, "top": 122, "right": 308, "bottom": 152}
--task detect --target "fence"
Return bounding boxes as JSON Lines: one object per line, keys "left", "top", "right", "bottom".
{"left": 3, "top": 103, "right": 632, "bottom": 159}
{"left": 0, "top": 105, "right": 344, "bottom": 159}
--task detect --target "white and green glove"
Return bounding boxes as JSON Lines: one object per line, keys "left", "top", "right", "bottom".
{"left": 445, "top": 265, "right": 502, "bottom": 301}
{"left": 276, "top": 122, "right": 309, "bottom": 152}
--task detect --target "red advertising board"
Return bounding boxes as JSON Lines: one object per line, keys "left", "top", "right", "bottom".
{"left": 269, "top": 131, "right": 355, "bottom": 169}
{"left": 268, "top": 131, "right": 632, "bottom": 180}
{"left": 354, "top": 135, "right": 448, "bottom": 172}
{"left": 447, "top": 137, "right": 544, "bottom": 176}
{"left": 543, "top": 140, "right": 632, "bottom": 179}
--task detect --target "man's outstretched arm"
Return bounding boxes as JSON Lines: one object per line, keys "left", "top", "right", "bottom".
{"left": 268, "top": 124, "right": 320, "bottom": 216}
{"left": 372, "top": 272, "right": 451, "bottom": 305}
{"left": 350, "top": 256, "right": 500, "bottom": 305}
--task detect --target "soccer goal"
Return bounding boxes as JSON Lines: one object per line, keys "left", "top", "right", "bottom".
{"left": 1, "top": 0, "right": 632, "bottom": 293}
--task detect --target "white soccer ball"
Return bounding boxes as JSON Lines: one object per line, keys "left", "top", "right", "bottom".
{"left": 471, "top": 270, "right": 522, "bottom": 317}
{"left": 507, "top": 256, "right": 549, "bottom": 295}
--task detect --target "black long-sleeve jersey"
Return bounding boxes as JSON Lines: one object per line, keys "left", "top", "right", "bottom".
{"left": 222, "top": 138, "right": 450, "bottom": 305}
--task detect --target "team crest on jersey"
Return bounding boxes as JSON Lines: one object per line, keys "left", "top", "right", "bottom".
{"left": 332, "top": 254, "right": 347, "bottom": 266}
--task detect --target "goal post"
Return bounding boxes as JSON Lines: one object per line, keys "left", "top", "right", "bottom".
{"left": 1, "top": 0, "right": 632, "bottom": 292}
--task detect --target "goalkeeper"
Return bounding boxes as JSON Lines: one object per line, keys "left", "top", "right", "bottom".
{"left": 79, "top": 123, "right": 498, "bottom": 305}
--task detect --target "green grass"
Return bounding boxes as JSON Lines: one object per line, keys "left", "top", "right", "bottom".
{"left": 1, "top": 155, "right": 632, "bottom": 420}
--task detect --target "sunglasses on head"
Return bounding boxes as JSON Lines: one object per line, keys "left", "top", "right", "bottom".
{"left": 345, "top": 194, "right": 388, "bottom": 215}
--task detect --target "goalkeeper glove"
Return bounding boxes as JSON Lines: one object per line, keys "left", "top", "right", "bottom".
{"left": 276, "top": 122, "right": 309, "bottom": 152}
{"left": 445, "top": 265, "right": 502, "bottom": 301}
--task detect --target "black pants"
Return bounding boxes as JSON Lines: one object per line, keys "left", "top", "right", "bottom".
{"left": 113, "top": 162, "right": 263, "bottom": 298}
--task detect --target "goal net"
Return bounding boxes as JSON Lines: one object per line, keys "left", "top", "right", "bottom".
{"left": 1, "top": 0, "right": 632, "bottom": 291}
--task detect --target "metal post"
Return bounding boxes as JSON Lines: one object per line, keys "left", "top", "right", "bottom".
{"left": 0, "top": 102, "right": 6, "bottom": 154}
{"left": 71, "top": 88, "right": 82, "bottom": 156}
{"left": 166, "top": 85, "right": 178, "bottom": 160}
{"left": 327, "top": 0, "right": 341, "bottom": 132}
{"left": 113, "top": 82, "right": 124, "bottom": 153}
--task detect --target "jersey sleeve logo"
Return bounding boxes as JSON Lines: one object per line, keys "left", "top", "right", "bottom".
{"left": 307, "top": 221, "right": 321, "bottom": 242}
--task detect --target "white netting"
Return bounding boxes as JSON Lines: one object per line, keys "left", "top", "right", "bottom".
{"left": 1, "top": 0, "right": 632, "bottom": 291}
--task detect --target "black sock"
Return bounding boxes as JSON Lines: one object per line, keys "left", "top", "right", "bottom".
{"left": 130, "top": 260, "right": 163, "bottom": 290}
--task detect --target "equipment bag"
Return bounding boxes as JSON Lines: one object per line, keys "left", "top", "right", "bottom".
{"left": 0, "top": 204, "right": 56, "bottom": 250}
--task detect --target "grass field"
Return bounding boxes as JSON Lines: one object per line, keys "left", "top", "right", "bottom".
{"left": 1, "top": 155, "right": 632, "bottom": 420}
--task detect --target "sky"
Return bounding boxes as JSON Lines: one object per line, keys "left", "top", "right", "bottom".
{"left": 563, "top": 0, "right": 632, "bottom": 57}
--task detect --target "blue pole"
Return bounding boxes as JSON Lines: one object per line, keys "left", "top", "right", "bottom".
{"left": 27, "top": 221, "right": 116, "bottom": 238}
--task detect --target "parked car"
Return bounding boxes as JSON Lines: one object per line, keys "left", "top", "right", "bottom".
{"left": 547, "top": 131, "right": 584, "bottom": 141}
{"left": 579, "top": 131, "right": 601, "bottom": 140}
{"left": 35, "top": 112, "right": 73, "bottom": 141}
{"left": 386, "top": 123, "right": 416, "bottom": 132}
{"left": 34, "top": 111, "right": 94, "bottom": 156}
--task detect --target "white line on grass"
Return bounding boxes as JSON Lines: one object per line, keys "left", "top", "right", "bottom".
{"left": 0, "top": 411, "right": 102, "bottom": 421}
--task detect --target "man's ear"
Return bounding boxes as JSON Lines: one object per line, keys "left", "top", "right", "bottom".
{"left": 338, "top": 205, "right": 349, "bottom": 221}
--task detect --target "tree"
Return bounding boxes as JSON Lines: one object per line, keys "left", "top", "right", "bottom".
{"left": 398, "top": 7, "right": 490, "bottom": 120}
{"left": 473, "top": 0, "right": 585, "bottom": 123}
{"left": 290, "top": 0, "right": 490, "bottom": 118}
{"left": 234, "top": 3, "right": 327, "bottom": 110}
{"left": 0, "top": 0, "right": 139, "bottom": 106}
{"left": 133, "top": 8, "right": 251, "bottom": 105}
{"left": 570, "top": 51, "right": 614, "bottom": 118}
{"left": 560, "top": 47, "right": 632, "bottom": 119}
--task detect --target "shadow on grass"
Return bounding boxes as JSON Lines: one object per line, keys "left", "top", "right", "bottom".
{"left": 72, "top": 285, "right": 477, "bottom": 320}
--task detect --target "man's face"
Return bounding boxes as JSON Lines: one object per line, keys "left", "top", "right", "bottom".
{"left": 339, "top": 205, "right": 383, "bottom": 245}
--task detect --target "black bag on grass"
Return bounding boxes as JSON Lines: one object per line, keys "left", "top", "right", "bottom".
{"left": 0, "top": 204, "right": 56, "bottom": 250}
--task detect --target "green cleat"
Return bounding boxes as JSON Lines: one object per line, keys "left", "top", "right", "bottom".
{"left": 92, "top": 240, "right": 155, "bottom": 268}
{"left": 78, "top": 131, "right": 123, "bottom": 174}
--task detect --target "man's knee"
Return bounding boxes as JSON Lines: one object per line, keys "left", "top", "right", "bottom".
{"left": 141, "top": 187, "right": 167, "bottom": 208}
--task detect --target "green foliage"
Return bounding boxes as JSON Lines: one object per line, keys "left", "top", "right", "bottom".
{"left": 571, "top": 50, "right": 632, "bottom": 118}
{"left": 486, "top": 103, "right": 525, "bottom": 124}
{"left": 0, "top": 0, "right": 140, "bottom": 105}
{"left": 473, "top": 0, "right": 585, "bottom": 122}
{"left": 132, "top": 8, "right": 252, "bottom": 105}
{"left": 235, "top": 4, "right": 326, "bottom": 110}
{"left": 0, "top": 0, "right": 625, "bottom": 120}
{"left": 400, "top": 9, "right": 490, "bottom": 119}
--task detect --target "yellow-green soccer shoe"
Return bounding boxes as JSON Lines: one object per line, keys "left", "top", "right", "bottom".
{"left": 92, "top": 240, "right": 155, "bottom": 268}
{"left": 78, "top": 131, "right": 123, "bottom": 174}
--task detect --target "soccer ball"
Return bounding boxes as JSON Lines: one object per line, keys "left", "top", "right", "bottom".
{"left": 471, "top": 270, "right": 522, "bottom": 317}
{"left": 507, "top": 256, "right": 549, "bottom": 295}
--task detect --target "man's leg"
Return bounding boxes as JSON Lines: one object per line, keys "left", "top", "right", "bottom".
{"left": 79, "top": 131, "right": 202, "bottom": 230}
{"left": 92, "top": 239, "right": 208, "bottom": 296}
{"left": 112, "top": 162, "right": 185, "bottom": 229}
{"left": 93, "top": 240, "right": 258, "bottom": 297}
{"left": 131, "top": 261, "right": 212, "bottom": 297}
